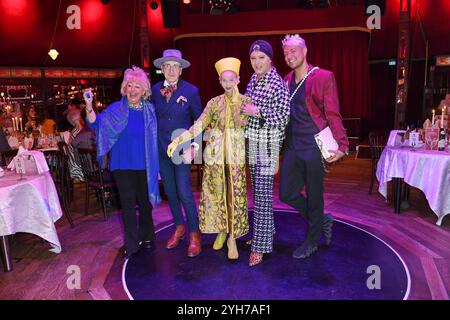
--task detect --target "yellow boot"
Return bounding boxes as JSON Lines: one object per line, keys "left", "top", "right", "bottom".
{"left": 213, "top": 233, "right": 227, "bottom": 250}
{"left": 227, "top": 236, "right": 239, "bottom": 260}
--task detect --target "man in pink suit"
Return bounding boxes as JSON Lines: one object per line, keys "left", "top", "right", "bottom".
{"left": 279, "top": 34, "right": 349, "bottom": 259}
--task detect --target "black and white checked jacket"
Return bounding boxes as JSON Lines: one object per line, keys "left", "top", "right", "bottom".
{"left": 244, "top": 66, "right": 290, "bottom": 144}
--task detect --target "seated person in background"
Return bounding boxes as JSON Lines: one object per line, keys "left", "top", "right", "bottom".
{"left": 59, "top": 99, "right": 81, "bottom": 133}
{"left": 65, "top": 98, "right": 81, "bottom": 114}
{"left": 66, "top": 109, "right": 84, "bottom": 182}
{"left": 66, "top": 108, "right": 82, "bottom": 135}
{"left": 56, "top": 108, "right": 72, "bottom": 143}
{"left": 71, "top": 111, "right": 96, "bottom": 150}
{"left": 57, "top": 114, "right": 72, "bottom": 134}
{"left": 40, "top": 107, "right": 57, "bottom": 135}
{"left": 24, "top": 105, "right": 38, "bottom": 131}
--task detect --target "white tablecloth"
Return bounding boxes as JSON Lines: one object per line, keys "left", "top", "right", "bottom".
{"left": 377, "top": 146, "right": 450, "bottom": 225}
{"left": 0, "top": 170, "right": 62, "bottom": 252}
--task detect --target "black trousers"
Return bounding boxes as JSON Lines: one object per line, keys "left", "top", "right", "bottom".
{"left": 113, "top": 170, "right": 155, "bottom": 254}
{"left": 279, "top": 149, "right": 324, "bottom": 243}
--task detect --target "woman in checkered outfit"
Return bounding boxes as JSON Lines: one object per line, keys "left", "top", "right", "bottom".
{"left": 241, "top": 40, "right": 290, "bottom": 266}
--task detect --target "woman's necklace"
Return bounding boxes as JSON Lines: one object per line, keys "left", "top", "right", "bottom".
{"left": 128, "top": 100, "right": 143, "bottom": 110}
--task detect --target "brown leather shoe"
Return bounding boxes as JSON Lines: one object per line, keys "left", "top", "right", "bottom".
{"left": 166, "top": 225, "right": 186, "bottom": 249}
{"left": 187, "top": 231, "right": 202, "bottom": 257}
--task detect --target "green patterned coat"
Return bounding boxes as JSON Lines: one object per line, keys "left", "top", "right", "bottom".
{"left": 171, "top": 90, "right": 249, "bottom": 238}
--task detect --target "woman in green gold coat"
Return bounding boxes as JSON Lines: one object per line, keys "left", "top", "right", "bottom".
{"left": 167, "top": 57, "right": 249, "bottom": 260}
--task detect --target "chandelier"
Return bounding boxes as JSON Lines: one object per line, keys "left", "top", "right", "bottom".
{"left": 209, "top": 0, "right": 238, "bottom": 15}
{"left": 209, "top": 0, "right": 234, "bottom": 9}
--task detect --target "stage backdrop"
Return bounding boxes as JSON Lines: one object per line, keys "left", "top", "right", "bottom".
{"left": 175, "top": 30, "right": 370, "bottom": 121}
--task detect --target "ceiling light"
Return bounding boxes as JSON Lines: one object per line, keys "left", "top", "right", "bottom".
{"left": 48, "top": 49, "right": 59, "bottom": 60}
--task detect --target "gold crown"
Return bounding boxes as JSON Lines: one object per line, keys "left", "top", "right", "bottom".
{"left": 215, "top": 57, "right": 241, "bottom": 77}
{"left": 282, "top": 34, "right": 306, "bottom": 48}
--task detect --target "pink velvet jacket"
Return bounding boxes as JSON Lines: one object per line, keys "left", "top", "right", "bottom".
{"left": 284, "top": 65, "right": 349, "bottom": 154}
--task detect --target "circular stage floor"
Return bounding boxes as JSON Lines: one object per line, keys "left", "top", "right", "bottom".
{"left": 122, "top": 210, "right": 410, "bottom": 300}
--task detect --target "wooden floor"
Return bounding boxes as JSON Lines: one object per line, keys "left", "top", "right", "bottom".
{"left": 1, "top": 153, "right": 449, "bottom": 300}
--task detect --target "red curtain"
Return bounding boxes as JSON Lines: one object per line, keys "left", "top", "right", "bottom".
{"left": 175, "top": 31, "right": 370, "bottom": 120}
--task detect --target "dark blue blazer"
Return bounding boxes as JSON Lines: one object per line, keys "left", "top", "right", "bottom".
{"left": 152, "top": 79, "right": 202, "bottom": 152}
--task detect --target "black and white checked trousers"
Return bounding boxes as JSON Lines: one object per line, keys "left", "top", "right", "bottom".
{"left": 247, "top": 138, "right": 281, "bottom": 253}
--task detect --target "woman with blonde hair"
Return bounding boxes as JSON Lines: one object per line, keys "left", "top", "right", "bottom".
{"left": 84, "top": 66, "right": 160, "bottom": 260}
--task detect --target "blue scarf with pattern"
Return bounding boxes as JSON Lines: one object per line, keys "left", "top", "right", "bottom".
{"left": 92, "top": 96, "right": 161, "bottom": 207}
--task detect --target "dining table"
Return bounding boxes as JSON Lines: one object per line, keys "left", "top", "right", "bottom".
{"left": 0, "top": 168, "right": 63, "bottom": 272}
{"left": 376, "top": 145, "right": 450, "bottom": 226}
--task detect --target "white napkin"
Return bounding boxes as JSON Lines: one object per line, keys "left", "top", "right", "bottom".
{"left": 387, "top": 130, "right": 406, "bottom": 147}
{"left": 7, "top": 146, "right": 49, "bottom": 174}
{"left": 0, "top": 167, "right": 4, "bottom": 177}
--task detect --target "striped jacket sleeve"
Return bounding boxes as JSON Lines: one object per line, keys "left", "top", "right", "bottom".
{"left": 259, "top": 77, "right": 290, "bottom": 127}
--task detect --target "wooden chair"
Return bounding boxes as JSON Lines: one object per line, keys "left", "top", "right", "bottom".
{"left": 77, "top": 148, "right": 115, "bottom": 220}
{"left": 56, "top": 141, "right": 75, "bottom": 227}
{"left": 0, "top": 149, "right": 18, "bottom": 167}
{"left": 368, "top": 130, "right": 388, "bottom": 195}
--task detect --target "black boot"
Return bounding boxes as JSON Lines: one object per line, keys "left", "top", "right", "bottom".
{"left": 140, "top": 240, "right": 153, "bottom": 249}
{"left": 322, "top": 213, "right": 334, "bottom": 246}
{"left": 123, "top": 248, "right": 139, "bottom": 260}
{"left": 292, "top": 240, "right": 318, "bottom": 259}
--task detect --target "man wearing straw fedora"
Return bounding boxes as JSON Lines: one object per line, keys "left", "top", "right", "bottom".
{"left": 152, "top": 49, "right": 203, "bottom": 257}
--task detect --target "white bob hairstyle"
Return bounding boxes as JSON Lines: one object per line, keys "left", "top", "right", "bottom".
{"left": 120, "top": 66, "right": 151, "bottom": 99}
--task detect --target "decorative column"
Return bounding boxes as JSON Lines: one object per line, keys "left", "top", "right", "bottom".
{"left": 139, "top": 0, "right": 150, "bottom": 70}
{"left": 394, "top": 0, "right": 411, "bottom": 128}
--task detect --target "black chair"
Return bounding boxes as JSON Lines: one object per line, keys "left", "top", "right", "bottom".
{"left": 342, "top": 117, "right": 364, "bottom": 151}
{"left": 368, "top": 130, "right": 388, "bottom": 195}
{"left": 56, "top": 141, "right": 75, "bottom": 227}
{"left": 0, "top": 149, "right": 18, "bottom": 167}
{"left": 77, "top": 148, "right": 115, "bottom": 220}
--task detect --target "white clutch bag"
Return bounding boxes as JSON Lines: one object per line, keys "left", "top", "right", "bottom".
{"left": 314, "top": 126, "right": 339, "bottom": 159}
